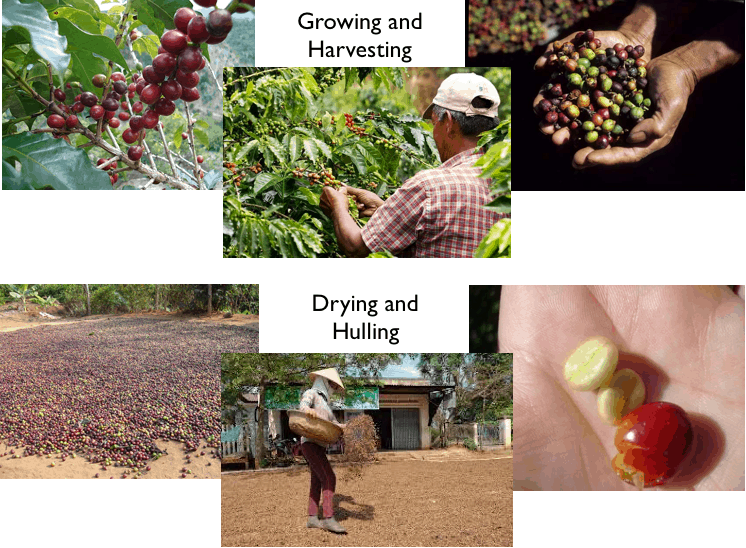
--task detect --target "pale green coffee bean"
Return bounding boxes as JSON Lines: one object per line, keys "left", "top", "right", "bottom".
{"left": 563, "top": 336, "right": 618, "bottom": 391}
{"left": 597, "top": 368, "right": 645, "bottom": 425}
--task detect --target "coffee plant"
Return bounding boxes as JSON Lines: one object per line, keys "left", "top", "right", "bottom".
{"left": 223, "top": 67, "right": 449, "bottom": 258}
{"left": 2, "top": 0, "right": 253, "bottom": 190}
{"left": 468, "top": 0, "right": 619, "bottom": 57}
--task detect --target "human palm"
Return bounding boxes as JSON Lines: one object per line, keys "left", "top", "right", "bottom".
{"left": 500, "top": 286, "right": 744, "bottom": 490}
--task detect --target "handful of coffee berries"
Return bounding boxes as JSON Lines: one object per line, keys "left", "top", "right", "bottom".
{"left": 536, "top": 29, "right": 651, "bottom": 150}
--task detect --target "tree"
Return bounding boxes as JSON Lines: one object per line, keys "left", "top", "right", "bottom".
{"left": 221, "top": 353, "right": 399, "bottom": 468}
{"left": 1, "top": 0, "right": 246, "bottom": 189}
{"left": 83, "top": 284, "right": 91, "bottom": 316}
{"left": 207, "top": 284, "right": 213, "bottom": 315}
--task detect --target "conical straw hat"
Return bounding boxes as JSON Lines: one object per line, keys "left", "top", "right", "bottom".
{"left": 309, "top": 368, "right": 345, "bottom": 391}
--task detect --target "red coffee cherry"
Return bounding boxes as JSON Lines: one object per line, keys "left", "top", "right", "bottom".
{"left": 174, "top": 7, "right": 198, "bottom": 34}
{"left": 127, "top": 145, "right": 144, "bottom": 161}
{"left": 110, "top": 173, "right": 118, "bottom": 184}
{"left": 65, "top": 115, "right": 79, "bottom": 128}
{"left": 206, "top": 9, "right": 233, "bottom": 38}
{"left": 102, "top": 97, "right": 119, "bottom": 111}
{"left": 80, "top": 91, "right": 98, "bottom": 107}
{"left": 153, "top": 97, "right": 176, "bottom": 116}
{"left": 132, "top": 101, "right": 144, "bottom": 113}
{"left": 122, "top": 128, "right": 140, "bottom": 144}
{"left": 142, "top": 65, "right": 166, "bottom": 84}
{"left": 111, "top": 72, "right": 126, "bottom": 82}
{"left": 187, "top": 16, "right": 211, "bottom": 44}
{"left": 194, "top": 0, "right": 217, "bottom": 7}
{"left": 142, "top": 109, "right": 160, "bottom": 129}
{"left": 72, "top": 102, "right": 85, "bottom": 113}
{"left": 119, "top": 111, "right": 130, "bottom": 121}
{"left": 161, "top": 79, "right": 183, "bottom": 101}
{"left": 113, "top": 81, "right": 128, "bottom": 94}
{"left": 197, "top": 155, "right": 204, "bottom": 163}
{"left": 47, "top": 114, "right": 65, "bottom": 129}
{"left": 161, "top": 29, "right": 188, "bottom": 55}
{"left": 180, "top": 87, "right": 200, "bottom": 102}
{"left": 181, "top": 132, "right": 188, "bottom": 140}
{"left": 53, "top": 88, "right": 67, "bottom": 102}
{"left": 92, "top": 74, "right": 107, "bottom": 88}
{"left": 177, "top": 47, "right": 203, "bottom": 72}
{"left": 108, "top": 117, "right": 121, "bottom": 128}
{"left": 90, "top": 105, "right": 105, "bottom": 119}
{"left": 152, "top": 53, "right": 178, "bottom": 75}
{"left": 129, "top": 115, "right": 144, "bottom": 132}
{"left": 140, "top": 84, "right": 162, "bottom": 105}
{"left": 176, "top": 69, "right": 199, "bottom": 89}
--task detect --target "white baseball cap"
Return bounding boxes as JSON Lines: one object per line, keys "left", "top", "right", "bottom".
{"left": 423, "top": 72, "right": 500, "bottom": 120}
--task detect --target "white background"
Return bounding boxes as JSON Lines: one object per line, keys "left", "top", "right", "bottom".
{"left": 255, "top": 0, "right": 465, "bottom": 67}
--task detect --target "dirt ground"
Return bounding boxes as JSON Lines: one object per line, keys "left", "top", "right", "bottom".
{"left": 221, "top": 452, "right": 513, "bottom": 547}
{"left": 0, "top": 309, "right": 258, "bottom": 479}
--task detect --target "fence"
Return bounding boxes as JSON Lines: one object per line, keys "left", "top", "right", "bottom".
{"left": 478, "top": 423, "right": 502, "bottom": 446}
{"left": 444, "top": 419, "right": 511, "bottom": 448}
{"left": 221, "top": 424, "right": 251, "bottom": 467}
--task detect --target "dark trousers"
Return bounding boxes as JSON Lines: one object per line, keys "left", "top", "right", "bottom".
{"left": 300, "top": 441, "right": 336, "bottom": 518}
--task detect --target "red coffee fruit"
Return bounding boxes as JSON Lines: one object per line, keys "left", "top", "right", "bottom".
{"left": 127, "top": 145, "right": 144, "bottom": 161}
{"left": 153, "top": 53, "right": 178, "bottom": 75}
{"left": 181, "top": 132, "right": 188, "bottom": 140}
{"left": 194, "top": 0, "right": 217, "bottom": 7}
{"left": 174, "top": 7, "right": 198, "bottom": 34}
{"left": 161, "top": 79, "right": 183, "bottom": 101}
{"left": 53, "top": 88, "right": 67, "bottom": 102}
{"left": 153, "top": 98, "right": 176, "bottom": 116}
{"left": 188, "top": 16, "right": 211, "bottom": 44}
{"left": 47, "top": 114, "right": 65, "bottom": 129}
{"left": 113, "top": 81, "right": 128, "bottom": 94}
{"left": 119, "top": 112, "right": 131, "bottom": 121}
{"left": 92, "top": 74, "right": 107, "bottom": 88}
{"left": 90, "top": 105, "right": 105, "bottom": 119}
{"left": 177, "top": 47, "right": 203, "bottom": 72}
{"left": 161, "top": 30, "right": 188, "bottom": 55}
{"left": 206, "top": 9, "right": 233, "bottom": 37}
{"left": 206, "top": 33, "right": 228, "bottom": 45}
{"left": 176, "top": 69, "right": 200, "bottom": 89}
{"left": 142, "top": 110, "right": 160, "bottom": 129}
{"left": 197, "top": 155, "right": 204, "bottom": 163}
{"left": 140, "top": 84, "right": 162, "bottom": 105}
{"left": 180, "top": 87, "right": 200, "bottom": 102}
{"left": 122, "top": 128, "right": 140, "bottom": 144}
{"left": 111, "top": 72, "right": 126, "bottom": 82}
{"left": 612, "top": 402, "right": 693, "bottom": 489}
{"left": 132, "top": 101, "right": 144, "bottom": 113}
{"left": 143, "top": 65, "right": 166, "bottom": 84}
{"left": 72, "top": 102, "right": 85, "bottom": 113}
{"left": 129, "top": 115, "right": 144, "bottom": 132}
{"left": 108, "top": 117, "right": 121, "bottom": 128}
{"left": 102, "top": 97, "right": 119, "bottom": 111}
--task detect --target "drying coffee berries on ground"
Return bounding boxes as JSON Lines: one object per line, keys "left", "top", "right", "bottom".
{"left": 536, "top": 29, "right": 651, "bottom": 149}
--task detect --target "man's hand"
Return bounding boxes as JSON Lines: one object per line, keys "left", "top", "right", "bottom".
{"left": 346, "top": 186, "right": 384, "bottom": 218}
{"left": 319, "top": 185, "right": 348, "bottom": 218}
{"left": 304, "top": 408, "right": 317, "bottom": 419}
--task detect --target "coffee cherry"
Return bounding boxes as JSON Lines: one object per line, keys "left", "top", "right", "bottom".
{"left": 538, "top": 99, "right": 553, "bottom": 113}
{"left": 577, "top": 94, "right": 590, "bottom": 108}
{"left": 205, "top": 32, "right": 228, "bottom": 45}
{"left": 595, "top": 134, "right": 610, "bottom": 149}
{"left": 110, "top": 173, "right": 118, "bottom": 184}
{"left": 153, "top": 97, "right": 176, "bottom": 116}
{"left": 180, "top": 87, "right": 200, "bottom": 102}
{"left": 181, "top": 132, "right": 188, "bottom": 140}
{"left": 108, "top": 117, "right": 121, "bottom": 128}
{"left": 550, "top": 83, "right": 562, "bottom": 97}
{"left": 140, "top": 84, "right": 161, "bottom": 105}
{"left": 584, "top": 29, "right": 594, "bottom": 42}
{"left": 544, "top": 111, "right": 558, "bottom": 124}
{"left": 53, "top": 88, "right": 67, "bottom": 102}
{"left": 47, "top": 114, "right": 65, "bottom": 129}
{"left": 581, "top": 120, "right": 595, "bottom": 132}
{"left": 602, "top": 119, "right": 616, "bottom": 133}
{"left": 127, "top": 145, "right": 144, "bottom": 161}
{"left": 143, "top": 65, "right": 166, "bottom": 84}
{"left": 129, "top": 115, "right": 144, "bottom": 132}
{"left": 72, "top": 102, "right": 85, "bottom": 113}
{"left": 119, "top": 112, "right": 130, "bottom": 121}
{"left": 630, "top": 107, "right": 644, "bottom": 120}
{"left": 122, "top": 128, "right": 140, "bottom": 144}
{"left": 90, "top": 105, "right": 105, "bottom": 120}
{"left": 567, "top": 73, "right": 583, "bottom": 87}
{"left": 194, "top": 0, "right": 217, "bottom": 6}
{"left": 102, "top": 97, "right": 119, "bottom": 111}
{"left": 142, "top": 110, "right": 160, "bottom": 129}
{"left": 206, "top": 9, "right": 233, "bottom": 37}
{"left": 152, "top": 53, "right": 178, "bottom": 75}
{"left": 197, "top": 155, "right": 204, "bottom": 163}
{"left": 161, "top": 79, "right": 183, "bottom": 101}
{"left": 174, "top": 7, "right": 198, "bottom": 34}
{"left": 132, "top": 101, "right": 144, "bottom": 113}
{"left": 80, "top": 92, "right": 98, "bottom": 107}
{"left": 92, "top": 74, "right": 107, "bottom": 88}
{"left": 591, "top": 113, "right": 604, "bottom": 127}
{"left": 161, "top": 30, "right": 188, "bottom": 55}
{"left": 111, "top": 72, "right": 125, "bottom": 82}
{"left": 111, "top": 81, "right": 126, "bottom": 95}
{"left": 178, "top": 47, "right": 203, "bottom": 72}
{"left": 566, "top": 105, "right": 580, "bottom": 119}
{"left": 584, "top": 130, "right": 599, "bottom": 144}
{"left": 188, "top": 16, "right": 211, "bottom": 44}
{"left": 129, "top": 30, "right": 141, "bottom": 42}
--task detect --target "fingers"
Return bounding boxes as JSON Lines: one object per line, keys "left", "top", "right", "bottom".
{"left": 571, "top": 138, "right": 662, "bottom": 169}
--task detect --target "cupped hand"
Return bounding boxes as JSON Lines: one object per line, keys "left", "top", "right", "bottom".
{"left": 499, "top": 286, "right": 744, "bottom": 491}
{"left": 571, "top": 57, "right": 695, "bottom": 169}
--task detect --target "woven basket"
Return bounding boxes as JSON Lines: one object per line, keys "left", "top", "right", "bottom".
{"left": 288, "top": 410, "right": 343, "bottom": 444}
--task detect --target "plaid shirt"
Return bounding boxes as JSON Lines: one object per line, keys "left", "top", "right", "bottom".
{"left": 360, "top": 149, "right": 507, "bottom": 258}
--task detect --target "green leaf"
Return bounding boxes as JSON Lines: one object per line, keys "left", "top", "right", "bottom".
{"left": 303, "top": 138, "right": 318, "bottom": 163}
{"left": 296, "top": 186, "right": 319, "bottom": 206}
{"left": 2, "top": 0, "right": 70, "bottom": 74}
{"left": 131, "top": 0, "right": 192, "bottom": 38}
{"left": 49, "top": 7, "right": 101, "bottom": 34}
{"left": 2, "top": 132, "right": 111, "bottom": 190}
{"left": 265, "top": 136, "right": 287, "bottom": 165}
{"left": 253, "top": 172, "right": 277, "bottom": 194}
{"left": 474, "top": 219, "right": 511, "bottom": 258}
{"left": 132, "top": 34, "right": 160, "bottom": 60}
{"left": 193, "top": 128, "right": 209, "bottom": 148}
{"left": 483, "top": 194, "right": 511, "bottom": 213}
{"left": 288, "top": 135, "right": 300, "bottom": 163}
{"left": 235, "top": 140, "right": 258, "bottom": 161}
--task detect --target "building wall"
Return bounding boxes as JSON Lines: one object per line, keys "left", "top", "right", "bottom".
{"left": 380, "top": 393, "right": 431, "bottom": 449}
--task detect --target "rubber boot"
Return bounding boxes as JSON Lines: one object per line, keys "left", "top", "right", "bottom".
{"left": 320, "top": 517, "right": 347, "bottom": 534}
{"left": 307, "top": 516, "right": 322, "bottom": 529}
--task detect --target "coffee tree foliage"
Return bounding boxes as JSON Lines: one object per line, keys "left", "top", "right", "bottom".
{"left": 2, "top": 0, "right": 227, "bottom": 190}
{"left": 223, "top": 67, "right": 512, "bottom": 258}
